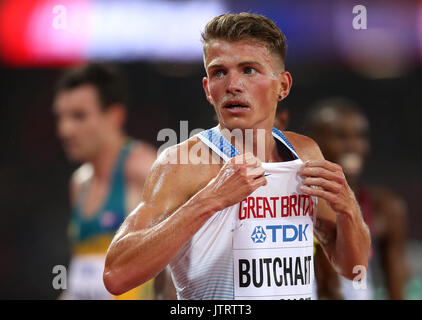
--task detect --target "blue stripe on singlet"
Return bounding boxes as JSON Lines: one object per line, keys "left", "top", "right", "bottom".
{"left": 271, "top": 127, "right": 299, "bottom": 159}
{"left": 200, "top": 126, "right": 241, "bottom": 160}
{"left": 199, "top": 126, "right": 298, "bottom": 160}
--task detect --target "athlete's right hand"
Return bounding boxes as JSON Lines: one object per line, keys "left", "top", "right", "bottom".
{"left": 202, "top": 152, "right": 267, "bottom": 211}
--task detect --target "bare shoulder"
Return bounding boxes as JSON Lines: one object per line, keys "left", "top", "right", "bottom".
{"left": 122, "top": 139, "right": 206, "bottom": 231}
{"left": 141, "top": 135, "right": 221, "bottom": 203}
{"left": 69, "top": 163, "right": 93, "bottom": 204}
{"left": 283, "top": 131, "right": 324, "bottom": 162}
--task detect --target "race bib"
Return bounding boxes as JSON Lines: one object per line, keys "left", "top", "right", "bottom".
{"left": 233, "top": 217, "right": 314, "bottom": 300}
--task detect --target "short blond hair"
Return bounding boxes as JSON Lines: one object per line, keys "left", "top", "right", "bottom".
{"left": 201, "top": 12, "right": 287, "bottom": 63}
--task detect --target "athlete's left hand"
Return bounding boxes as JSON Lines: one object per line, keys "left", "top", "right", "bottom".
{"left": 298, "top": 160, "right": 357, "bottom": 217}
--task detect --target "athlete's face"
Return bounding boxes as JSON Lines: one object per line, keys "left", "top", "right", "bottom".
{"left": 203, "top": 39, "right": 292, "bottom": 131}
{"left": 316, "top": 111, "right": 370, "bottom": 179}
{"left": 54, "top": 84, "right": 111, "bottom": 162}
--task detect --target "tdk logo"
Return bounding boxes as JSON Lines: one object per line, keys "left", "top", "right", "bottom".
{"left": 250, "top": 224, "right": 309, "bottom": 243}
{"left": 251, "top": 226, "right": 267, "bottom": 243}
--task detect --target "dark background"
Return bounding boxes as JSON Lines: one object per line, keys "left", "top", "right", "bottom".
{"left": 1, "top": 0, "right": 421, "bottom": 299}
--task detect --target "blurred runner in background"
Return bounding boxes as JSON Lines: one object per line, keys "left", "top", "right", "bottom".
{"left": 53, "top": 63, "right": 175, "bottom": 299}
{"left": 305, "top": 97, "right": 409, "bottom": 299}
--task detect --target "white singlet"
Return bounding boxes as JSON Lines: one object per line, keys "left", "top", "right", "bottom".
{"left": 168, "top": 126, "right": 317, "bottom": 300}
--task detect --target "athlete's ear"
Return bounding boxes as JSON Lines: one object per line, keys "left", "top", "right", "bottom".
{"left": 278, "top": 71, "right": 292, "bottom": 101}
{"left": 202, "top": 77, "right": 215, "bottom": 106}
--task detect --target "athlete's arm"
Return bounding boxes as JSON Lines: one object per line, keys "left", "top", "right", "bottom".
{"left": 286, "top": 132, "right": 371, "bottom": 280}
{"left": 125, "top": 142, "right": 180, "bottom": 299}
{"left": 103, "top": 142, "right": 266, "bottom": 296}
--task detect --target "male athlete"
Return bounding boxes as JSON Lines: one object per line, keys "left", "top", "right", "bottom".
{"left": 305, "top": 98, "right": 408, "bottom": 299}
{"left": 53, "top": 63, "right": 166, "bottom": 299}
{"left": 103, "top": 13, "right": 370, "bottom": 300}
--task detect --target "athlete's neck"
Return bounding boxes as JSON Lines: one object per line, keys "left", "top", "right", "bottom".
{"left": 89, "top": 134, "right": 127, "bottom": 181}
